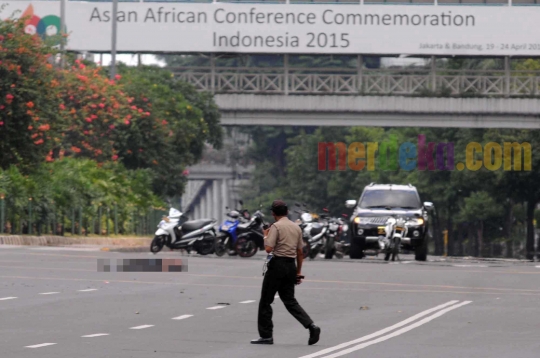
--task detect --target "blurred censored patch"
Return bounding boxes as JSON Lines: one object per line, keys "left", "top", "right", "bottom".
{"left": 97, "top": 259, "right": 187, "bottom": 272}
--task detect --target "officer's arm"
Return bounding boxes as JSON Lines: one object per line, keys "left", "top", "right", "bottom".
{"left": 296, "top": 248, "right": 303, "bottom": 275}
{"left": 264, "top": 226, "right": 278, "bottom": 254}
{"left": 296, "top": 232, "right": 304, "bottom": 275}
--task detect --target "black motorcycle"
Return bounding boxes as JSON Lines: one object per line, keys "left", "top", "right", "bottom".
{"left": 234, "top": 209, "right": 266, "bottom": 258}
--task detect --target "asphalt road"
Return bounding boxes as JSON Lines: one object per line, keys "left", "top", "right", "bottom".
{"left": 1, "top": 245, "right": 540, "bottom": 358}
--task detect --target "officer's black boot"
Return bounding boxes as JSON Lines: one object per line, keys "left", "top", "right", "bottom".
{"left": 308, "top": 323, "right": 321, "bottom": 345}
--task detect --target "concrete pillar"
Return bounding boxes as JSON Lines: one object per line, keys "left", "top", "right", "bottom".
{"left": 222, "top": 179, "right": 229, "bottom": 214}
{"left": 200, "top": 193, "right": 207, "bottom": 219}
{"left": 213, "top": 180, "right": 221, "bottom": 221}
{"left": 194, "top": 201, "right": 200, "bottom": 220}
{"left": 206, "top": 184, "right": 213, "bottom": 219}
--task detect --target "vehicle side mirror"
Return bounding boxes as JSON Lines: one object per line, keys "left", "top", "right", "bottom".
{"left": 345, "top": 200, "right": 357, "bottom": 209}
{"left": 424, "top": 202, "right": 434, "bottom": 211}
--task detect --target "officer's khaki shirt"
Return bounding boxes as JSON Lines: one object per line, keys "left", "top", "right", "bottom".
{"left": 264, "top": 217, "right": 303, "bottom": 258}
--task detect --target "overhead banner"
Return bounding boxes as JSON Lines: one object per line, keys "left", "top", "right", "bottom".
{"left": 2, "top": 1, "right": 540, "bottom": 55}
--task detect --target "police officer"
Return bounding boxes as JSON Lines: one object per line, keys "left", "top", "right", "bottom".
{"left": 251, "top": 200, "right": 321, "bottom": 345}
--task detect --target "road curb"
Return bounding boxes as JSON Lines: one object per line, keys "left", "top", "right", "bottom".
{"left": 0, "top": 235, "right": 152, "bottom": 247}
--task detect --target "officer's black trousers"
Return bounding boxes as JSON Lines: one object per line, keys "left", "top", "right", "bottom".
{"left": 258, "top": 257, "right": 313, "bottom": 339}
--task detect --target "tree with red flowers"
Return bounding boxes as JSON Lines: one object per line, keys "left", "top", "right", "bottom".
{"left": 0, "top": 18, "right": 63, "bottom": 169}
{"left": 55, "top": 61, "right": 144, "bottom": 163}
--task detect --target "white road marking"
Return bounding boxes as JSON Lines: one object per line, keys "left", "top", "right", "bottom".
{"left": 240, "top": 300, "right": 256, "bottom": 304}
{"left": 275, "top": 294, "right": 279, "bottom": 298}
{"left": 39, "top": 292, "right": 60, "bottom": 295}
{"left": 319, "top": 301, "right": 472, "bottom": 358}
{"left": 25, "top": 343, "right": 57, "bottom": 348}
{"left": 299, "top": 300, "right": 460, "bottom": 358}
{"left": 78, "top": 289, "right": 98, "bottom": 292}
{"left": 0, "top": 296, "right": 17, "bottom": 301}
{"left": 206, "top": 305, "right": 226, "bottom": 310}
{"left": 172, "top": 315, "right": 193, "bottom": 320}
{"left": 453, "top": 265, "right": 488, "bottom": 268}
{"left": 535, "top": 265, "right": 540, "bottom": 268}
{"left": 130, "top": 325, "right": 154, "bottom": 330}
{"left": 81, "top": 333, "right": 109, "bottom": 338}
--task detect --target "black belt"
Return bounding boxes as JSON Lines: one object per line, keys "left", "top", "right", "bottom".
{"left": 273, "top": 256, "right": 295, "bottom": 262}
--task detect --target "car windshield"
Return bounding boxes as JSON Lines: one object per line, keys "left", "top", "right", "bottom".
{"left": 359, "top": 190, "right": 421, "bottom": 209}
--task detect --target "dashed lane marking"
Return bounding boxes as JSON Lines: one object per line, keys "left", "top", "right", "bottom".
{"left": 78, "top": 289, "right": 98, "bottom": 292}
{"left": 206, "top": 306, "right": 226, "bottom": 310}
{"left": 39, "top": 292, "right": 60, "bottom": 295}
{"left": 82, "top": 333, "right": 109, "bottom": 338}
{"left": 172, "top": 315, "right": 193, "bottom": 320}
{"left": 240, "top": 300, "right": 256, "bottom": 304}
{"left": 130, "top": 325, "right": 154, "bottom": 330}
{"left": 25, "top": 343, "right": 57, "bottom": 348}
{"left": 0, "top": 296, "right": 17, "bottom": 301}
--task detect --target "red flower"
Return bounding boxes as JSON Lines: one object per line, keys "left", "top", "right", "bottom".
{"left": 71, "top": 146, "right": 81, "bottom": 153}
{"left": 0, "top": 105, "right": 4, "bottom": 110}
{"left": 26, "top": 102, "right": 34, "bottom": 108}
{"left": 59, "top": 104, "right": 66, "bottom": 110}
{"left": 109, "top": 124, "right": 115, "bottom": 130}
{"left": 182, "top": 169, "right": 190, "bottom": 176}
{"left": 130, "top": 106, "right": 137, "bottom": 110}
{"left": 34, "top": 139, "right": 44, "bottom": 145}
{"left": 5, "top": 94, "right": 13, "bottom": 101}
{"left": 112, "top": 154, "right": 119, "bottom": 161}
{"left": 124, "top": 120, "right": 130, "bottom": 125}
{"left": 38, "top": 124, "right": 50, "bottom": 131}
{"left": 98, "top": 103, "right": 105, "bottom": 108}
{"left": 28, "top": 125, "right": 33, "bottom": 130}
{"left": 85, "top": 118, "right": 92, "bottom": 123}
{"left": 115, "top": 74, "right": 121, "bottom": 80}
{"left": 161, "top": 120, "right": 168, "bottom": 125}
{"left": 0, "top": 121, "right": 4, "bottom": 126}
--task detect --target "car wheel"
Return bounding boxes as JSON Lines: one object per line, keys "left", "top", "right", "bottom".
{"left": 349, "top": 237, "right": 365, "bottom": 259}
{"left": 324, "top": 237, "right": 335, "bottom": 259}
{"left": 415, "top": 238, "right": 428, "bottom": 261}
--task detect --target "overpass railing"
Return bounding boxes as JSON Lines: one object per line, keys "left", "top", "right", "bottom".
{"left": 171, "top": 66, "right": 540, "bottom": 97}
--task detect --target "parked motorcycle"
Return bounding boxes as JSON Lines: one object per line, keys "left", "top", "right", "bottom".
{"left": 150, "top": 208, "right": 217, "bottom": 255}
{"left": 233, "top": 209, "right": 267, "bottom": 257}
{"left": 379, "top": 215, "right": 410, "bottom": 261}
{"left": 325, "top": 214, "right": 350, "bottom": 259}
{"left": 214, "top": 201, "right": 250, "bottom": 257}
{"left": 294, "top": 206, "right": 314, "bottom": 259}
{"left": 294, "top": 203, "right": 329, "bottom": 260}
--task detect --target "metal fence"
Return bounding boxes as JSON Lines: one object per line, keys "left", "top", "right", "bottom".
{"left": 0, "top": 195, "right": 166, "bottom": 237}
{"left": 172, "top": 65, "right": 540, "bottom": 97}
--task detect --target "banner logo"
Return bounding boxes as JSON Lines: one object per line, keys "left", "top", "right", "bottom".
{"left": 21, "top": 5, "right": 63, "bottom": 41}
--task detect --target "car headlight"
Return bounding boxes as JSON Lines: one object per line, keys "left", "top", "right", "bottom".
{"left": 406, "top": 218, "right": 425, "bottom": 226}
{"left": 354, "top": 217, "right": 372, "bottom": 224}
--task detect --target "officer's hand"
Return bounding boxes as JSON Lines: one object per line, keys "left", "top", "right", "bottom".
{"left": 263, "top": 228, "right": 270, "bottom": 236}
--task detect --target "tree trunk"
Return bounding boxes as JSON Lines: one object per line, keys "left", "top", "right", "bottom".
{"left": 433, "top": 208, "right": 443, "bottom": 256}
{"left": 457, "top": 223, "right": 464, "bottom": 256}
{"left": 505, "top": 199, "right": 514, "bottom": 258}
{"left": 467, "top": 223, "right": 474, "bottom": 256}
{"left": 447, "top": 213, "right": 454, "bottom": 256}
{"left": 526, "top": 200, "right": 536, "bottom": 260}
{"left": 477, "top": 221, "right": 483, "bottom": 257}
